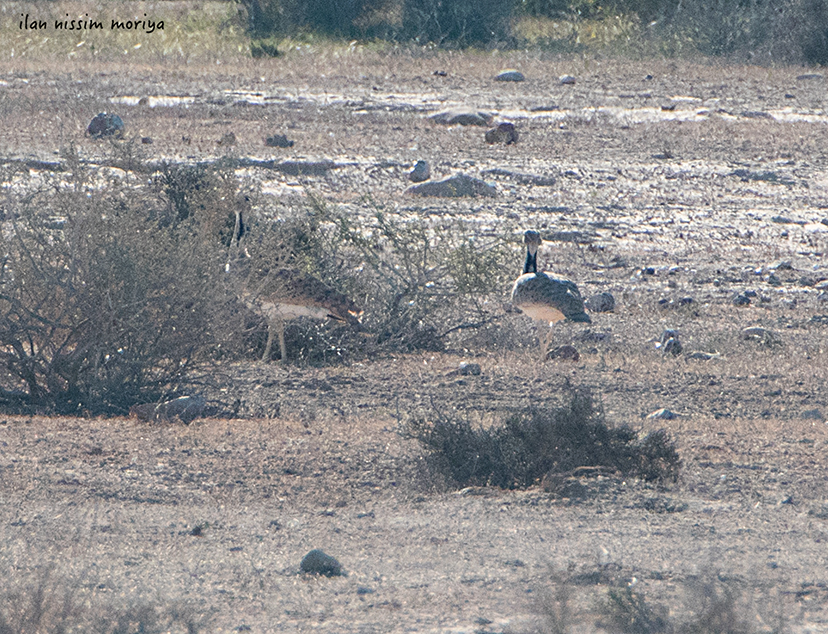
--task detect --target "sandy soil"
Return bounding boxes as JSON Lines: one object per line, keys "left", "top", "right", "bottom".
{"left": 3, "top": 54, "right": 828, "bottom": 632}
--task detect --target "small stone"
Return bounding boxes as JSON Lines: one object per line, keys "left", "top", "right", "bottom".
{"left": 678, "top": 296, "right": 694, "bottom": 305}
{"left": 86, "top": 112, "right": 124, "bottom": 139}
{"left": 485, "top": 122, "right": 519, "bottom": 145}
{"left": 141, "top": 136, "right": 153, "bottom": 144}
{"left": 647, "top": 408, "right": 677, "bottom": 420}
{"left": 300, "top": 549, "right": 342, "bottom": 577}
{"left": 357, "top": 586, "right": 375, "bottom": 595}
{"left": 547, "top": 345, "right": 579, "bottom": 361}
{"left": 408, "top": 160, "right": 431, "bottom": 182}
{"left": 742, "top": 326, "right": 779, "bottom": 345}
{"left": 656, "top": 329, "right": 681, "bottom": 356}
{"left": 732, "top": 293, "right": 751, "bottom": 306}
{"left": 559, "top": 75, "right": 576, "bottom": 85}
{"left": 585, "top": 292, "right": 615, "bottom": 313}
{"left": 767, "top": 273, "right": 782, "bottom": 286}
{"left": 218, "top": 132, "right": 236, "bottom": 146}
{"left": 265, "top": 134, "right": 294, "bottom": 148}
{"left": 771, "top": 260, "right": 794, "bottom": 270}
{"left": 458, "top": 361, "right": 482, "bottom": 376}
{"left": 802, "top": 409, "right": 824, "bottom": 421}
{"left": 495, "top": 69, "right": 525, "bottom": 82}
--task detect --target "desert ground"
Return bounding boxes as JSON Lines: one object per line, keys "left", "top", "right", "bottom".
{"left": 3, "top": 50, "right": 828, "bottom": 632}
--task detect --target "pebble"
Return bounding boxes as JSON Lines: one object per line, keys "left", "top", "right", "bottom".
{"left": 86, "top": 112, "right": 124, "bottom": 139}
{"left": 485, "top": 122, "right": 519, "bottom": 145}
{"left": 559, "top": 75, "right": 576, "bottom": 85}
{"left": 647, "top": 408, "right": 678, "bottom": 420}
{"left": 547, "top": 345, "right": 580, "bottom": 361}
{"left": 585, "top": 292, "right": 615, "bottom": 313}
{"left": 408, "top": 160, "right": 431, "bottom": 182}
{"left": 300, "top": 549, "right": 343, "bottom": 577}
{"left": 459, "top": 361, "right": 482, "bottom": 376}
{"left": 742, "top": 326, "right": 779, "bottom": 345}
{"left": 495, "top": 69, "right": 525, "bottom": 82}
{"left": 265, "top": 134, "right": 294, "bottom": 148}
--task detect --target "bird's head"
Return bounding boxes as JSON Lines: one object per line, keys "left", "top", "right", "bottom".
{"left": 523, "top": 230, "right": 542, "bottom": 274}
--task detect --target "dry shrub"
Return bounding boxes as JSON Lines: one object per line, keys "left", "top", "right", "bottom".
{"left": 404, "top": 390, "right": 680, "bottom": 489}
{"left": 0, "top": 155, "right": 230, "bottom": 414}
{"left": 306, "top": 193, "right": 516, "bottom": 355}
{"left": 0, "top": 568, "right": 208, "bottom": 634}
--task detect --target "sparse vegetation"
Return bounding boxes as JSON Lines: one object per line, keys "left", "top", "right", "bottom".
{"left": 534, "top": 569, "right": 784, "bottom": 634}
{"left": 404, "top": 391, "right": 681, "bottom": 489}
{"left": 0, "top": 569, "right": 208, "bottom": 634}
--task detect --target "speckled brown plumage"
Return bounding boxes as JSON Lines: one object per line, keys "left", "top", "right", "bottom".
{"left": 511, "top": 230, "right": 590, "bottom": 357}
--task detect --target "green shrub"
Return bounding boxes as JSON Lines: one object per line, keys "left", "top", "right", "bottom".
{"left": 404, "top": 391, "right": 681, "bottom": 489}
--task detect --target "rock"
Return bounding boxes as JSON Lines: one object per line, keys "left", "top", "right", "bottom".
{"left": 218, "top": 132, "right": 236, "bottom": 146}
{"left": 647, "top": 408, "right": 678, "bottom": 420}
{"left": 485, "top": 122, "right": 519, "bottom": 145}
{"left": 408, "top": 160, "right": 431, "bottom": 182}
{"left": 300, "top": 549, "right": 343, "bottom": 577}
{"left": 685, "top": 351, "right": 720, "bottom": 360}
{"left": 265, "top": 134, "right": 294, "bottom": 148}
{"left": 802, "top": 409, "right": 825, "bottom": 421}
{"left": 406, "top": 173, "right": 497, "bottom": 198}
{"left": 559, "top": 75, "right": 576, "bottom": 85}
{"left": 86, "top": 112, "right": 124, "bottom": 139}
{"left": 129, "top": 395, "right": 206, "bottom": 424}
{"left": 547, "top": 345, "right": 580, "bottom": 361}
{"left": 732, "top": 293, "right": 751, "bottom": 306}
{"left": 141, "top": 137, "right": 153, "bottom": 144}
{"left": 585, "top": 292, "right": 615, "bottom": 313}
{"left": 767, "top": 273, "right": 782, "bottom": 286}
{"left": 656, "top": 329, "right": 681, "bottom": 355}
{"left": 458, "top": 361, "right": 482, "bottom": 376}
{"left": 495, "top": 69, "right": 525, "bottom": 82}
{"left": 429, "top": 110, "right": 492, "bottom": 126}
{"left": 771, "top": 259, "right": 794, "bottom": 270}
{"left": 742, "top": 326, "right": 780, "bottom": 345}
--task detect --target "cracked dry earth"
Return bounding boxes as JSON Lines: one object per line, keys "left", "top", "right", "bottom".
{"left": 4, "top": 54, "right": 828, "bottom": 631}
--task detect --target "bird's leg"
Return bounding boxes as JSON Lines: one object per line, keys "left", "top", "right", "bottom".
{"left": 277, "top": 318, "right": 287, "bottom": 364}
{"left": 262, "top": 319, "right": 275, "bottom": 362}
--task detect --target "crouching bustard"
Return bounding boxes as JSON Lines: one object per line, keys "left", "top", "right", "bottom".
{"left": 227, "top": 210, "right": 362, "bottom": 363}
{"left": 511, "top": 230, "right": 590, "bottom": 358}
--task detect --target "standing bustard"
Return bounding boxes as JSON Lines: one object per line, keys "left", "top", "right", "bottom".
{"left": 511, "top": 230, "right": 590, "bottom": 358}
{"left": 227, "top": 210, "right": 362, "bottom": 363}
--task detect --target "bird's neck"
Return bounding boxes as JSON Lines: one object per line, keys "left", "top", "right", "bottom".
{"left": 523, "top": 250, "right": 538, "bottom": 274}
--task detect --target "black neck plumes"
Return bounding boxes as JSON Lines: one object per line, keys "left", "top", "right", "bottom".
{"left": 523, "top": 249, "right": 538, "bottom": 274}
